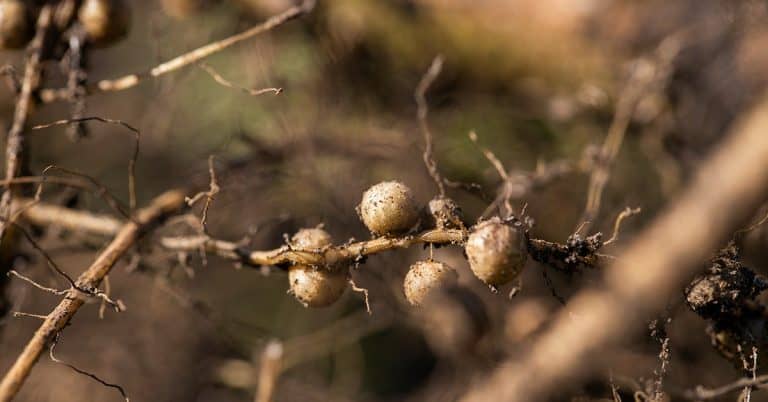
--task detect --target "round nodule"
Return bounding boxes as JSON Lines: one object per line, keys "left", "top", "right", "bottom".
{"left": 0, "top": 0, "right": 32, "bottom": 49}
{"left": 290, "top": 227, "right": 333, "bottom": 250}
{"left": 465, "top": 217, "right": 527, "bottom": 287}
{"left": 288, "top": 265, "right": 348, "bottom": 308}
{"left": 358, "top": 181, "right": 420, "bottom": 236}
{"left": 78, "top": 0, "right": 131, "bottom": 46}
{"left": 427, "top": 196, "right": 464, "bottom": 229}
{"left": 403, "top": 260, "right": 457, "bottom": 306}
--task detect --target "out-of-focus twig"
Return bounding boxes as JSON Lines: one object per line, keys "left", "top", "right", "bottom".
{"left": 0, "top": 6, "right": 54, "bottom": 241}
{"left": 18, "top": 200, "right": 122, "bottom": 235}
{"left": 38, "top": 0, "right": 315, "bottom": 103}
{"left": 459, "top": 94, "right": 768, "bottom": 402}
{"left": 0, "top": 3, "right": 55, "bottom": 329}
{"left": 471, "top": 131, "right": 572, "bottom": 218}
{"left": 32, "top": 117, "right": 141, "bottom": 212}
{"left": 684, "top": 375, "right": 768, "bottom": 400}
{"left": 415, "top": 55, "right": 446, "bottom": 196}
{"left": 199, "top": 63, "right": 282, "bottom": 96}
{"left": 3, "top": 168, "right": 132, "bottom": 220}
{"left": 469, "top": 131, "right": 509, "bottom": 180}
{"left": 579, "top": 37, "right": 681, "bottom": 232}
{"left": 0, "top": 65, "right": 20, "bottom": 94}
{"left": 604, "top": 207, "right": 642, "bottom": 246}
{"left": 215, "top": 310, "right": 391, "bottom": 392}
{"left": 255, "top": 340, "right": 283, "bottom": 402}
{"left": 63, "top": 26, "right": 88, "bottom": 141}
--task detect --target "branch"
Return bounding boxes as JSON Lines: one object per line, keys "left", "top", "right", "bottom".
{"left": 38, "top": 0, "right": 315, "bottom": 103}
{"left": 2, "top": 169, "right": 131, "bottom": 220}
{"left": 198, "top": 63, "right": 282, "bottom": 96}
{"left": 165, "top": 228, "right": 468, "bottom": 267}
{"left": 459, "top": 94, "right": 768, "bottom": 401}
{"left": 0, "top": 189, "right": 186, "bottom": 402}
{"left": 579, "top": 36, "right": 680, "bottom": 232}
{"left": 185, "top": 155, "right": 220, "bottom": 232}
{"left": 16, "top": 197, "right": 605, "bottom": 273}
{"left": 683, "top": 374, "right": 768, "bottom": 400}
{"left": 13, "top": 198, "right": 122, "bottom": 236}
{"left": 255, "top": 341, "right": 283, "bottom": 402}
{"left": 470, "top": 131, "right": 573, "bottom": 219}
{"left": 604, "top": 207, "right": 642, "bottom": 246}
{"left": 14, "top": 195, "right": 465, "bottom": 267}
{"left": 63, "top": 27, "right": 88, "bottom": 141}
{"left": 415, "top": 55, "right": 446, "bottom": 196}
{"left": 49, "top": 332, "right": 129, "bottom": 402}
{"left": 0, "top": 3, "right": 54, "bottom": 328}
{"left": 32, "top": 117, "right": 142, "bottom": 212}
{"left": 0, "top": 6, "right": 54, "bottom": 244}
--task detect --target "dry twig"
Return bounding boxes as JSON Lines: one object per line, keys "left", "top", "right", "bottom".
{"left": 32, "top": 117, "right": 142, "bottom": 211}
{"left": 38, "top": 0, "right": 316, "bottom": 103}
{"left": 0, "top": 189, "right": 186, "bottom": 402}
{"left": 11, "top": 312, "right": 46, "bottom": 320}
{"left": 255, "top": 340, "right": 283, "bottom": 402}
{"left": 63, "top": 27, "right": 88, "bottom": 141}
{"left": 0, "top": 7, "right": 54, "bottom": 243}
{"left": 604, "top": 207, "right": 642, "bottom": 246}
{"left": 349, "top": 278, "right": 371, "bottom": 314}
{"left": 0, "top": 65, "right": 20, "bottom": 94}
{"left": 7, "top": 270, "right": 66, "bottom": 296}
{"left": 459, "top": 95, "right": 768, "bottom": 402}
{"left": 199, "top": 63, "right": 282, "bottom": 96}
{"left": 470, "top": 131, "right": 572, "bottom": 218}
{"left": 0, "top": 5, "right": 55, "bottom": 323}
{"left": 49, "top": 332, "right": 129, "bottom": 402}
{"left": 415, "top": 55, "right": 446, "bottom": 196}
{"left": 579, "top": 37, "right": 680, "bottom": 232}
{"left": 185, "top": 155, "right": 220, "bottom": 232}
{"left": 15, "top": 198, "right": 121, "bottom": 235}
{"left": 684, "top": 373, "right": 768, "bottom": 400}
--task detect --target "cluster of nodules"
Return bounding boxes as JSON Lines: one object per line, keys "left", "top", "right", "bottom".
{"left": 287, "top": 180, "right": 528, "bottom": 308}
{"left": 0, "top": 0, "right": 130, "bottom": 48}
{"left": 0, "top": 0, "right": 225, "bottom": 50}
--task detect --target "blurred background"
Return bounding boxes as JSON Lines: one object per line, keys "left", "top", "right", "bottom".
{"left": 2, "top": 0, "right": 768, "bottom": 401}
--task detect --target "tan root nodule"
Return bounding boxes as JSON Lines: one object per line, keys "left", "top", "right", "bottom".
{"left": 0, "top": 0, "right": 31, "bottom": 49}
{"left": 465, "top": 217, "right": 527, "bottom": 288}
{"left": 287, "top": 227, "right": 349, "bottom": 307}
{"left": 288, "top": 266, "right": 349, "bottom": 308}
{"left": 404, "top": 260, "right": 458, "bottom": 306}
{"left": 290, "top": 227, "right": 333, "bottom": 251}
{"left": 358, "top": 181, "right": 420, "bottom": 236}
{"left": 77, "top": 0, "right": 131, "bottom": 47}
